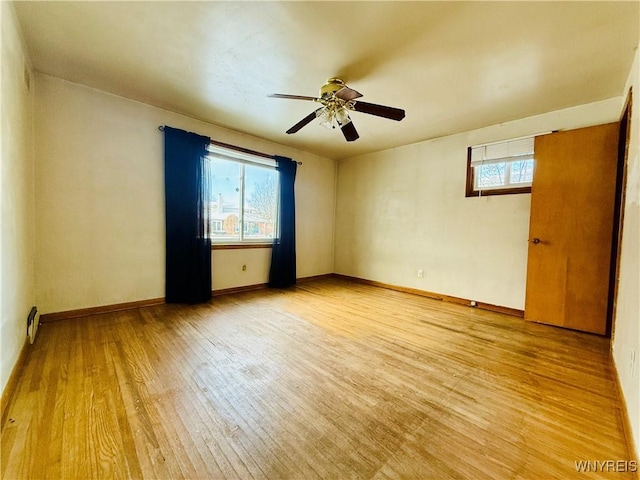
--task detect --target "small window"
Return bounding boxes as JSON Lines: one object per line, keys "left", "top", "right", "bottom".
{"left": 466, "top": 136, "right": 535, "bottom": 197}
{"left": 208, "top": 145, "right": 279, "bottom": 244}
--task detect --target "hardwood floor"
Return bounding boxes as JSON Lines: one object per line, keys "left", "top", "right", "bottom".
{"left": 1, "top": 277, "right": 634, "bottom": 479}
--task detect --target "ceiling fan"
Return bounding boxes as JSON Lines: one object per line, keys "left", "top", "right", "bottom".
{"left": 269, "top": 78, "right": 405, "bottom": 142}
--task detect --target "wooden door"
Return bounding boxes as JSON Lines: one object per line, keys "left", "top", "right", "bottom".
{"left": 524, "top": 123, "right": 619, "bottom": 335}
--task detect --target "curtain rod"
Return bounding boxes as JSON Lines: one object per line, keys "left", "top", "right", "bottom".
{"left": 158, "top": 125, "right": 302, "bottom": 165}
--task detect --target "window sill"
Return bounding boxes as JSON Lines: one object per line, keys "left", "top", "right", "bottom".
{"left": 212, "top": 243, "right": 274, "bottom": 250}
{"left": 466, "top": 186, "right": 532, "bottom": 197}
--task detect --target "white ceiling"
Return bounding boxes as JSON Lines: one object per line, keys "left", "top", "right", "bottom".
{"left": 13, "top": 1, "right": 639, "bottom": 160}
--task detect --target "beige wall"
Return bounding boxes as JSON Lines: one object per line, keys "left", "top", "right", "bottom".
{"left": 613, "top": 46, "right": 639, "bottom": 455}
{"left": 335, "top": 98, "right": 622, "bottom": 310}
{"left": 1, "top": 4, "right": 35, "bottom": 394}
{"left": 34, "top": 74, "right": 335, "bottom": 314}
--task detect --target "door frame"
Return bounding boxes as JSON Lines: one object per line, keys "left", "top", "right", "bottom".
{"left": 607, "top": 87, "right": 633, "bottom": 338}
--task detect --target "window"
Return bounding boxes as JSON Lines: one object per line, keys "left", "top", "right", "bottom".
{"left": 208, "top": 145, "right": 279, "bottom": 244}
{"left": 466, "top": 136, "right": 535, "bottom": 197}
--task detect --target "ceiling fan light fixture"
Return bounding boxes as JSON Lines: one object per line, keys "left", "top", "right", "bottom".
{"left": 316, "top": 108, "right": 334, "bottom": 129}
{"left": 317, "top": 105, "right": 351, "bottom": 130}
{"left": 335, "top": 108, "right": 351, "bottom": 127}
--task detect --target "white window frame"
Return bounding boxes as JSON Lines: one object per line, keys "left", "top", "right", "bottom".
{"left": 466, "top": 135, "right": 538, "bottom": 197}
{"left": 208, "top": 144, "right": 278, "bottom": 245}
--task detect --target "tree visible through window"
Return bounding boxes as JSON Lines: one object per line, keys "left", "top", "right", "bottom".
{"left": 466, "top": 136, "right": 535, "bottom": 197}
{"left": 246, "top": 167, "right": 278, "bottom": 238}
{"left": 208, "top": 148, "right": 278, "bottom": 243}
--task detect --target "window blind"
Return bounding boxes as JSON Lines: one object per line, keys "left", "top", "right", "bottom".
{"left": 470, "top": 136, "right": 535, "bottom": 166}
{"left": 207, "top": 144, "right": 277, "bottom": 168}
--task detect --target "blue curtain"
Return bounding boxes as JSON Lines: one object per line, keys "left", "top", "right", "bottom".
{"left": 163, "top": 126, "right": 212, "bottom": 303}
{"left": 269, "top": 156, "right": 297, "bottom": 288}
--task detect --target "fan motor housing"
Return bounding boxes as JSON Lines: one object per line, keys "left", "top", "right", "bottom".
{"left": 319, "top": 78, "right": 345, "bottom": 98}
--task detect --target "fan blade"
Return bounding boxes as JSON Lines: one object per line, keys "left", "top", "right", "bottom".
{"left": 335, "top": 86, "right": 363, "bottom": 101}
{"left": 352, "top": 101, "right": 405, "bottom": 121}
{"left": 341, "top": 120, "right": 359, "bottom": 142}
{"left": 269, "top": 93, "right": 318, "bottom": 102}
{"left": 286, "top": 109, "right": 322, "bottom": 134}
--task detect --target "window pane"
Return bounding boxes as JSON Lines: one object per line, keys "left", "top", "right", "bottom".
{"left": 467, "top": 136, "right": 535, "bottom": 197}
{"left": 210, "top": 158, "right": 241, "bottom": 241}
{"left": 244, "top": 164, "right": 278, "bottom": 240}
{"left": 509, "top": 158, "right": 534, "bottom": 184}
{"left": 475, "top": 163, "right": 506, "bottom": 188}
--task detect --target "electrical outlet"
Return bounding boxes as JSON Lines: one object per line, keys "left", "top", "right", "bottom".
{"left": 417, "top": 269, "right": 424, "bottom": 278}
{"left": 242, "top": 264, "right": 247, "bottom": 271}
{"left": 470, "top": 301, "right": 477, "bottom": 307}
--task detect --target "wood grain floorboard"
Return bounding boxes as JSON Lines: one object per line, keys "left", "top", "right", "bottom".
{"left": 1, "top": 277, "right": 635, "bottom": 479}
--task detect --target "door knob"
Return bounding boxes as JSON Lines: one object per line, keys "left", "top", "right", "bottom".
{"left": 531, "top": 238, "right": 541, "bottom": 244}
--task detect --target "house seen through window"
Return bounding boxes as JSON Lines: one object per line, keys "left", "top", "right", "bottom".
{"left": 466, "top": 136, "right": 535, "bottom": 197}
{"left": 208, "top": 145, "right": 278, "bottom": 243}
